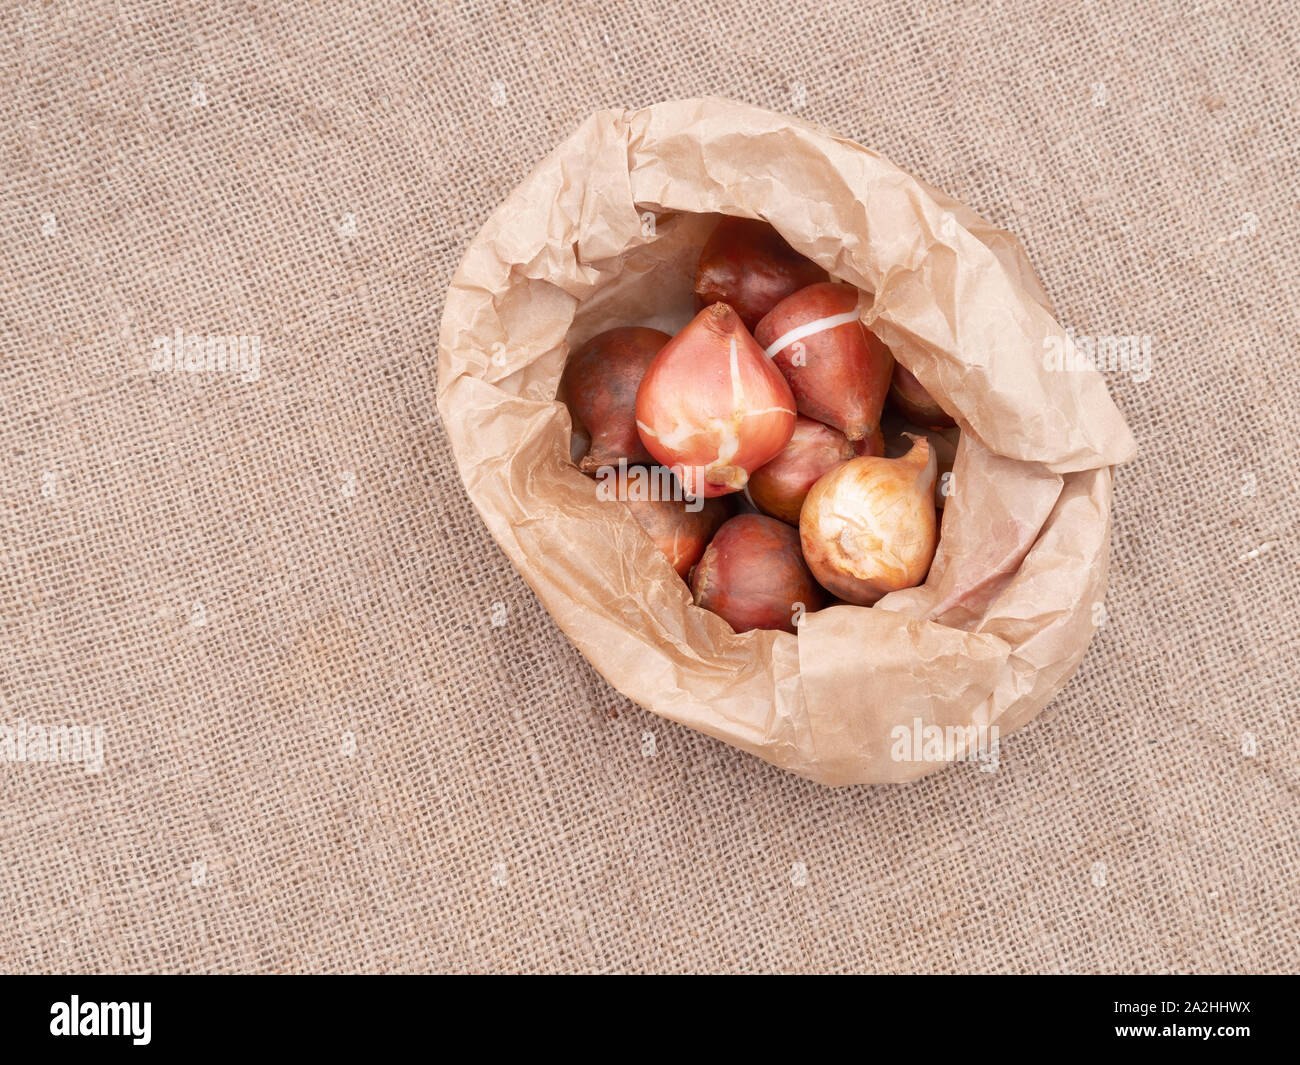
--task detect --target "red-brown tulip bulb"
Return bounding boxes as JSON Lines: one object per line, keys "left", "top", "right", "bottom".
{"left": 694, "top": 217, "right": 827, "bottom": 330}
{"left": 888, "top": 362, "right": 956, "bottom": 429}
{"left": 691, "top": 514, "right": 825, "bottom": 633}
{"left": 560, "top": 326, "right": 671, "bottom": 474}
{"left": 746, "top": 416, "right": 854, "bottom": 525}
{"left": 754, "top": 282, "right": 894, "bottom": 443}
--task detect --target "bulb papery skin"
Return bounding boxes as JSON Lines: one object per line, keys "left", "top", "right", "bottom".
{"left": 747, "top": 416, "right": 854, "bottom": 525}
{"left": 694, "top": 218, "right": 828, "bottom": 330}
{"left": 753, "top": 282, "right": 894, "bottom": 442}
{"left": 888, "top": 362, "right": 956, "bottom": 429}
{"left": 601, "top": 467, "right": 729, "bottom": 580}
{"left": 690, "top": 514, "right": 825, "bottom": 634}
{"left": 635, "top": 303, "right": 797, "bottom": 499}
{"left": 799, "top": 435, "right": 938, "bottom": 605}
{"left": 560, "top": 327, "right": 671, "bottom": 473}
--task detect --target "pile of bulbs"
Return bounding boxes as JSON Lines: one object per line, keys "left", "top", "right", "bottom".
{"left": 561, "top": 218, "right": 959, "bottom": 635}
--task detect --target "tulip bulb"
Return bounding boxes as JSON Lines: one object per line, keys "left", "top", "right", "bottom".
{"left": 754, "top": 282, "right": 894, "bottom": 442}
{"left": 694, "top": 218, "right": 827, "bottom": 330}
{"left": 888, "top": 362, "right": 956, "bottom": 429}
{"left": 691, "top": 514, "right": 825, "bottom": 634}
{"left": 799, "top": 435, "right": 938, "bottom": 605}
{"left": 600, "top": 467, "right": 728, "bottom": 579}
{"left": 883, "top": 416, "right": 958, "bottom": 509}
{"left": 746, "top": 416, "right": 854, "bottom": 525}
{"left": 560, "top": 326, "right": 671, "bottom": 474}
{"left": 635, "top": 303, "right": 797, "bottom": 499}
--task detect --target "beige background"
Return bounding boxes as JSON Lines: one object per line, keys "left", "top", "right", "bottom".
{"left": 1, "top": 0, "right": 1296, "bottom": 973}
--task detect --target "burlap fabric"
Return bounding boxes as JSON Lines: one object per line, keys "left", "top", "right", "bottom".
{"left": 1, "top": 1, "right": 1295, "bottom": 974}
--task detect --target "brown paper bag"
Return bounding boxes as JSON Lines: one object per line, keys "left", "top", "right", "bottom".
{"left": 436, "top": 97, "right": 1136, "bottom": 786}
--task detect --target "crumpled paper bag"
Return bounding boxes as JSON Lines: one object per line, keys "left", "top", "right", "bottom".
{"left": 436, "top": 97, "right": 1136, "bottom": 786}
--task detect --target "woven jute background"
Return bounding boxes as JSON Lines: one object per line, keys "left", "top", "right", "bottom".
{"left": 1, "top": 1, "right": 1296, "bottom": 973}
